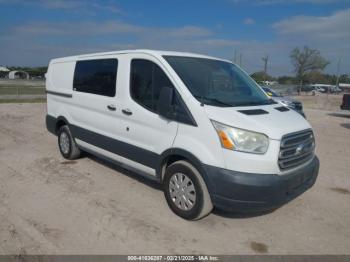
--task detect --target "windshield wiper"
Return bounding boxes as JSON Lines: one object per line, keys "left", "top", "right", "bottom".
{"left": 234, "top": 99, "right": 277, "bottom": 107}
{"left": 267, "top": 99, "right": 278, "bottom": 104}
{"left": 194, "top": 96, "right": 234, "bottom": 107}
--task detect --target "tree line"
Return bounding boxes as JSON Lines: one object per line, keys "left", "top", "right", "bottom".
{"left": 251, "top": 71, "right": 350, "bottom": 85}
{"left": 251, "top": 46, "right": 349, "bottom": 88}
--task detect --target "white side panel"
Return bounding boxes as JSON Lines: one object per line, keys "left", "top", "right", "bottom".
{"left": 69, "top": 91, "right": 119, "bottom": 140}
{"left": 48, "top": 62, "right": 75, "bottom": 92}
{"left": 46, "top": 61, "right": 76, "bottom": 119}
{"left": 113, "top": 54, "right": 178, "bottom": 155}
{"left": 68, "top": 55, "right": 121, "bottom": 142}
{"left": 173, "top": 120, "right": 226, "bottom": 168}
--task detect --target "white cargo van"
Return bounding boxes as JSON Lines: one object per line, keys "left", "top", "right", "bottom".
{"left": 46, "top": 50, "right": 319, "bottom": 220}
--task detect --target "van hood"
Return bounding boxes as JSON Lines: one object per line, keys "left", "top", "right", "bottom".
{"left": 204, "top": 104, "right": 311, "bottom": 140}
{"left": 272, "top": 96, "right": 300, "bottom": 103}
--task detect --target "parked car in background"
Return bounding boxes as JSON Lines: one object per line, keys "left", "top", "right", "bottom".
{"left": 262, "top": 86, "right": 305, "bottom": 117}
{"left": 330, "top": 86, "right": 342, "bottom": 94}
{"left": 300, "top": 85, "right": 316, "bottom": 93}
{"left": 313, "top": 85, "right": 327, "bottom": 93}
{"left": 302, "top": 85, "right": 326, "bottom": 93}
{"left": 304, "top": 84, "right": 341, "bottom": 94}
{"left": 340, "top": 94, "right": 350, "bottom": 110}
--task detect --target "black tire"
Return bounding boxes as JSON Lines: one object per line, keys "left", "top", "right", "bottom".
{"left": 58, "top": 125, "right": 81, "bottom": 160}
{"left": 163, "top": 160, "right": 213, "bottom": 220}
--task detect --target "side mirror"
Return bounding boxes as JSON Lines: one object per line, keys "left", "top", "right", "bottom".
{"left": 157, "top": 86, "right": 174, "bottom": 119}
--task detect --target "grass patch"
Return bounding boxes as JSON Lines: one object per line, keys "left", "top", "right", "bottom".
{"left": 0, "top": 98, "right": 46, "bottom": 104}
{"left": 0, "top": 86, "right": 45, "bottom": 95}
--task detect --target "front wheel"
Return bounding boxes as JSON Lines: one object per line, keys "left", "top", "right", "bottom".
{"left": 163, "top": 160, "right": 213, "bottom": 220}
{"left": 58, "top": 125, "right": 81, "bottom": 160}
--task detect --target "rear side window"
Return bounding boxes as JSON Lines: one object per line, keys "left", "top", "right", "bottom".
{"left": 73, "top": 59, "right": 118, "bottom": 97}
{"left": 130, "top": 59, "right": 174, "bottom": 112}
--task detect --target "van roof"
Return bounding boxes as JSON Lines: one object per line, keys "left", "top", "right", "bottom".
{"left": 50, "top": 49, "right": 230, "bottom": 64}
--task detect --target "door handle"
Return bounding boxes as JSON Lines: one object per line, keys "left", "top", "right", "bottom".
{"left": 122, "top": 108, "right": 133, "bottom": 116}
{"left": 107, "top": 104, "right": 116, "bottom": 111}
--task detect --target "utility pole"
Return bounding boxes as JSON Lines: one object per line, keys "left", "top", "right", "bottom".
{"left": 336, "top": 58, "right": 341, "bottom": 88}
{"left": 262, "top": 55, "right": 269, "bottom": 82}
{"left": 234, "top": 49, "right": 238, "bottom": 64}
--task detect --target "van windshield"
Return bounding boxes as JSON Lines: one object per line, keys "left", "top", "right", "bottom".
{"left": 164, "top": 56, "right": 275, "bottom": 107}
{"left": 262, "top": 87, "right": 282, "bottom": 97}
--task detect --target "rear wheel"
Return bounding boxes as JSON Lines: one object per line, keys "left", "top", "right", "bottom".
{"left": 163, "top": 160, "right": 213, "bottom": 220}
{"left": 58, "top": 125, "right": 81, "bottom": 160}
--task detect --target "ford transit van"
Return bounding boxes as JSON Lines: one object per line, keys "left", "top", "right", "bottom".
{"left": 46, "top": 50, "right": 319, "bottom": 220}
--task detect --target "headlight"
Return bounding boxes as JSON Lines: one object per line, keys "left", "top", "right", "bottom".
{"left": 211, "top": 120, "right": 269, "bottom": 154}
{"left": 280, "top": 100, "right": 294, "bottom": 108}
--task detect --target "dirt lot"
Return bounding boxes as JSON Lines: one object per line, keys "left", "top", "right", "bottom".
{"left": 0, "top": 102, "right": 349, "bottom": 255}
{"left": 294, "top": 93, "right": 345, "bottom": 112}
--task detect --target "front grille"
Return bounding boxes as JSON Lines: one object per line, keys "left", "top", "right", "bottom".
{"left": 279, "top": 129, "right": 315, "bottom": 170}
{"left": 293, "top": 102, "right": 303, "bottom": 111}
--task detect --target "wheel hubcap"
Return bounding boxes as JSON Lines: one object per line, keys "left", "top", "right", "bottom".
{"left": 59, "top": 132, "right": 70, "bottom": 154}
{"left": 169, "top": 173, "right": 196, "bottom": 211}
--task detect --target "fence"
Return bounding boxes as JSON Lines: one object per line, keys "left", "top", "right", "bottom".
{"left": 0, "top": 79, "right": 46, "bottom": 100}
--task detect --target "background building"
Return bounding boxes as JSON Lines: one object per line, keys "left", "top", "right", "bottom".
{"left": 8, "top": 70, "right": 30, "bottom": 79}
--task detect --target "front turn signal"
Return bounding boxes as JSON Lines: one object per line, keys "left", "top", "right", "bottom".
{"left": 218, "top": 130, "right": 234, "bottom": 150}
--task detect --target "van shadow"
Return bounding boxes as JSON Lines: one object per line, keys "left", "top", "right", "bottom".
{"left": 340, "top": 123, "right": 350, "bottom": 129}
{"left": 212, "top": 208, "right": 277, "bottom": 219}
{"left": 85, "top": 152, "right": 162, "bottom": 191}
{"left": 84, "top": 152, "right": 278, "bottom": 219}
{"left": 328, "top": 112, "right": 350, "bottom": 119}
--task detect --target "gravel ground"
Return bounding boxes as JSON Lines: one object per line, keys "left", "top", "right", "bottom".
{"left": 294, "top": 93, "right": 344, "bottom": 112}
{"left": 0, "top": 103, "right": 349, "bottom": 255}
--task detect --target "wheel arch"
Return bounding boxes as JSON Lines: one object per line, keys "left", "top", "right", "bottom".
{"left": 157, "top": 148, "right": 215, "bottom": 193}
{"left": 55, "top": 116, "right": 70, "bottom": 134}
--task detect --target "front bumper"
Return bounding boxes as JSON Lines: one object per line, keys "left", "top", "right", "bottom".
{"left": 204, "top": 156, "right": 319, "bottom": 212}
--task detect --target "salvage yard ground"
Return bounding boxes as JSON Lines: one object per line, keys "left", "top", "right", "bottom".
{"left": 0, "top": 100, "right": 349, "bottom": 254}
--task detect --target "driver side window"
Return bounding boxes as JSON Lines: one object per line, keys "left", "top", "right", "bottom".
{"left": 130, "top": 59, "right": 174, "bottom": 113}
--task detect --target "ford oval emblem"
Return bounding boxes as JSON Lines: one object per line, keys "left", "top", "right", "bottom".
{"left": 295, "top": 144, "right": 304, "bottom": 155}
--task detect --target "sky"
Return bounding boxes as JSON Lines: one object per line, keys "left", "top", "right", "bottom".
{"left": 0, "top": 0, "right": 349, "bottom": 76}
